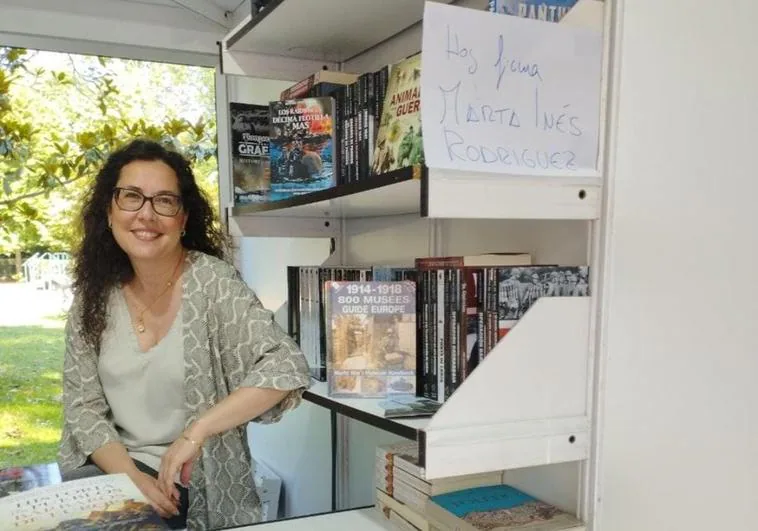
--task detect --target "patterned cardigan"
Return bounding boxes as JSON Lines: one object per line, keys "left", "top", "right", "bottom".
{"left": 57, "top": 251, "right": 311, "bottom": 530}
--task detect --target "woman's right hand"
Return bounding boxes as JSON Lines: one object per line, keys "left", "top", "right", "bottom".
{"left": 130, "top": 470, "right": 180, "bottom": 519}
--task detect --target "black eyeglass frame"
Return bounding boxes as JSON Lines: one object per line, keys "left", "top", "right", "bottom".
{"left": 112, "top": 187, "right": 184, "bottom": 217}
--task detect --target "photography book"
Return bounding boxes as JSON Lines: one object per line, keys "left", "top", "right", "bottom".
{"left": 0, "top": 473, "right": 168, "bottom": 530}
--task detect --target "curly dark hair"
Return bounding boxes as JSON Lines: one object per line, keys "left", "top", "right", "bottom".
{"left": 72, "top": 138, "right": 227, "bottom": 351}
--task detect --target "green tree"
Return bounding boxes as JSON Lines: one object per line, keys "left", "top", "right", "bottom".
{"left": 0, "top": 47, "right": 218, "bottom": 268}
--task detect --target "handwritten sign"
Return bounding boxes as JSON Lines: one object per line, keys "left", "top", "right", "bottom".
{"left": 421, "top": 2, "right": 602, "bottom": 176}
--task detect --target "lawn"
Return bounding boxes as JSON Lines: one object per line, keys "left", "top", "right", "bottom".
{"left": 0, "top": 322, "right": 65, "bottom": 469}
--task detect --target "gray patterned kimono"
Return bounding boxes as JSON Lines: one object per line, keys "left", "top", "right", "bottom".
{"left": 57, "top": 250, "right": 311, "bottom": 530}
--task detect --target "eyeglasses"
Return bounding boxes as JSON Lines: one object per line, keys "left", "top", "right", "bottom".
{"left": 113, "top": 187, "right": 183, "bottom": 217}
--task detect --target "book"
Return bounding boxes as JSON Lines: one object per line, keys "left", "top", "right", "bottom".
{"left": 230, "top": 102, "right": 271, "bottom": 205}
{"left": 376, "top": 395, "right": 442, "bottom": 418}
{"left": 425, "top": 484, "right": 583, "bottom": 531}
{"left": 487, "top": 0, "right": 580, "bottom": 23}
{"left": 326, "top": 280, "right": 416, "bottom": 397}
{"left": 280, "top": 70, "right": 360, "bottom": 101}
{"left": 269, "top": 97, "right": 337, "bottom": 199}
{"left": 371, "top": 52, "right": 423, "bottom": 175}
{"left": 0, "top": 473, "right": 168, "bottom": 530}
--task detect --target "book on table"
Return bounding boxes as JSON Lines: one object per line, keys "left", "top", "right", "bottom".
{"left": 0, "top": 473, "right": 168, "bottom": 530}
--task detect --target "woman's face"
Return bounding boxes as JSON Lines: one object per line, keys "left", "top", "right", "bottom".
{"left": 108, "top": 159, "right": 188, "bottom": 263}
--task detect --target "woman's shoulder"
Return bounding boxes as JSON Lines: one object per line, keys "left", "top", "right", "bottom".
{"left": 186, "top": 250, "right": 242, "bottom": 285}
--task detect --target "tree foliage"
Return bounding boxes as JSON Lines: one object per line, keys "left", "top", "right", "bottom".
{"left": 0, "top": 47, "right": 218, "bottom": 256}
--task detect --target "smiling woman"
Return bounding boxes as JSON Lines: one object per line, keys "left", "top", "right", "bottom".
{"left": 57, "top": 139, "right": 311, "bottom": 530}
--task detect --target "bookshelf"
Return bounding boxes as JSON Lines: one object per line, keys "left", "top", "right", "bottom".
{"left": 230, "top": 165, "right": 601, "bottom": 222}
{"left": 219, "top": 0, "right": 605, "bottom": 526}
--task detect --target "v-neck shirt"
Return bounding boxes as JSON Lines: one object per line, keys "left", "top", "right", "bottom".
{"left": 97, "top": 288, "right": 186, "bottom": 474}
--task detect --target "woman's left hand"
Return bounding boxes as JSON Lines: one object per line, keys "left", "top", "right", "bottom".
{"left": 158, "top": 429, "right": 204, "bottom": 497}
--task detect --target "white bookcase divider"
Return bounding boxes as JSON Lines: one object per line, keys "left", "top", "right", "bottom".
{"left": 423, "top": 296, "right": 591, "bottom": 479}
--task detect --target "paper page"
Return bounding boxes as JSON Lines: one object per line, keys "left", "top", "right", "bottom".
{"left": 420, "top": 2, "right": 603, "bottom": 176}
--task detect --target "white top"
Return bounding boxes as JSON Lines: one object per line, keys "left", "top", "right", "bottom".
{"left": 98, "top": 289, "right": 186, "bottom": 474}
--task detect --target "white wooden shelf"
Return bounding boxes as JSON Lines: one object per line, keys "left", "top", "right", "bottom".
{"left": 304, "top": 381, "right": 431, "bottom": 439}
{"left": 231, "top": 167, "right": 423, "bottom": 219}
{"left": 228, "top": 167, "right": 601, "bottom": 233}
{"left": 237, "top": 507, "right": 393, "bottom": 530}
{"left": 225, "top": 0, "right": 453, "bottom": 62}
{"left": 303, "top": 296, "right": 592, "bottom": 480}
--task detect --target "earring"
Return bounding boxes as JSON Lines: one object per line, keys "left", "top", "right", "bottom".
{"left": 181, "top": 229, "right": 186, "bottom": 237}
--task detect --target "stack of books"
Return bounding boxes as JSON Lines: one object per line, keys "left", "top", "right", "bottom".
{"left": 373, "top": 442, "right": 585, "bottom": 530}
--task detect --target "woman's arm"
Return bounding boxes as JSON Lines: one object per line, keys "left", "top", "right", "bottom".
{"left": 157, "top": 386, "right": 288, "bottom": 494}
{"left": 157, "top": 264, "right": 311, "bottom": 497}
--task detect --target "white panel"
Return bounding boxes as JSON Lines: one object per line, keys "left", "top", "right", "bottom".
{"left": 344, "top": 215, "right": 433, "bottom": 266}
{"left": 0, "top": 0, "right": 224, "bottom": 54}
{"left": 343, "top": 0, "right": 488, "bottom": 74}
{"left": 424, "top": 297, "right": 591, "bottom": 479}
{"left": 506, "top": 462, "right": 581, "bottom": 515}
{"left": 427, "top": 169, "right": 601, "bottom": 220}
{"left": 225, "top": 0, "right": 454, "bottom": 62}
{"left": 429, "top": 297, "right": 590, "bottom": 428}
{"left": 595, "top": 0, "right": 758, "bottom": 530}
{"left": 221, "top": 48, "right": 329, "bottom": 81}
{"left": 247, "top": 402, "right": 332, "bottom": 519}
{"left": 441, "top": 219, "right": 590, "bottom": 266}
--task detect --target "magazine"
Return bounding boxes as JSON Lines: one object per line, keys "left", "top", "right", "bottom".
{"left": 0, "top": 473, "right": 168, "bottom": 530}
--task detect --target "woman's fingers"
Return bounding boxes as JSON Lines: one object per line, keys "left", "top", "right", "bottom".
{"left": 134, "top": 471, "right": 179, "bottom": 518}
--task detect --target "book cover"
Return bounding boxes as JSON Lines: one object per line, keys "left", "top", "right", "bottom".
{"left": 326, "top": 281, "right": 416, "bottom": 397}
{"left": 0, "top": 473, "right": 168, "bottom": 530}
{"left": 427, "top": 484, "right": 582, "bottom": 531}
{"left": 371, "top": 53, "right": 423, "bottom": 175}
{"left": 230, "top": 102, "right": 271, "bottom": 205}
{"left": 488, "top": 0, "right": 580, "bottom": 23}
{"left": 269, "top": 97, "right": 336, "bottom": 198}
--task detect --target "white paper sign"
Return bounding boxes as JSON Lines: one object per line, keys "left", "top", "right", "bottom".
{"left": 421, "top": 2, "right": 602, "bottom": 176}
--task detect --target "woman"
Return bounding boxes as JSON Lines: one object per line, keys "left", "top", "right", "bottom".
{"left": 57, "top": 139, "right": 311, "bottom": 530}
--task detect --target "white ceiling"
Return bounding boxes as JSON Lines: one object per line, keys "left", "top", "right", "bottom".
{"left": 0, "top": 0, "right": 252, "bottom": 60}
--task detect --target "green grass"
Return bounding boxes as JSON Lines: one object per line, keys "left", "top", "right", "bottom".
{"left": 0, "top": 322, "right": 65, "bottom": 469}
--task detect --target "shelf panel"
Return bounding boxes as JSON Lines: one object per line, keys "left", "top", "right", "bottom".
{"left": 231, "top": 166, "right": 423, "bottom": 219}
{"left": 229, "top": 165, "right": 602, "bottom": 226}
{"left": 303, "top": 381, "right": 429, "bottom": 441}
{"left": 303, "top": 297, "right": 591, "bottom": 480}
{"left": 236, "top": 507, "right": 392, "bottom": 530}
{"left": 226, "top": 0, "right": 453, "bottom": 62}
{"left": 424, "top": 297, "right": 592, "bottom": 479}
{"left": 426, "top": 168, "right": 602, "bottom": 220}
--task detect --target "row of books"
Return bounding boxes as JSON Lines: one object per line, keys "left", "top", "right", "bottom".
{"left": 373, "top": 441, "right": 584, "bottom": 530}
{"left": 286, "top": 254, "right": 590, "bottom": 403}
{"left": 230, "top": 52, "right": 419, "bottom": 206}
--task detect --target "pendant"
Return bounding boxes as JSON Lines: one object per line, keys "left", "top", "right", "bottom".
{"left": 136, "top": 320, "right": 146, "bottom": 334}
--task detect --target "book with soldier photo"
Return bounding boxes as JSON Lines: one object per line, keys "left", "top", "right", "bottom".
{"left": 371, "top": 52, "right": 424, "bottom": 175}
{"left": 230, "top": 102, "right": 271, "bottom": 205}
{"left": 269, "top": 97, "right": 336, "bottom": 199}
{"left": 325, "top": 281, "right": 416, "bottom": 398}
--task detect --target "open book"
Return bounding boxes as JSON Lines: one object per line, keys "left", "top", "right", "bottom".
{"left": 0, "top": 473, "right": 168, "bottom": 530}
